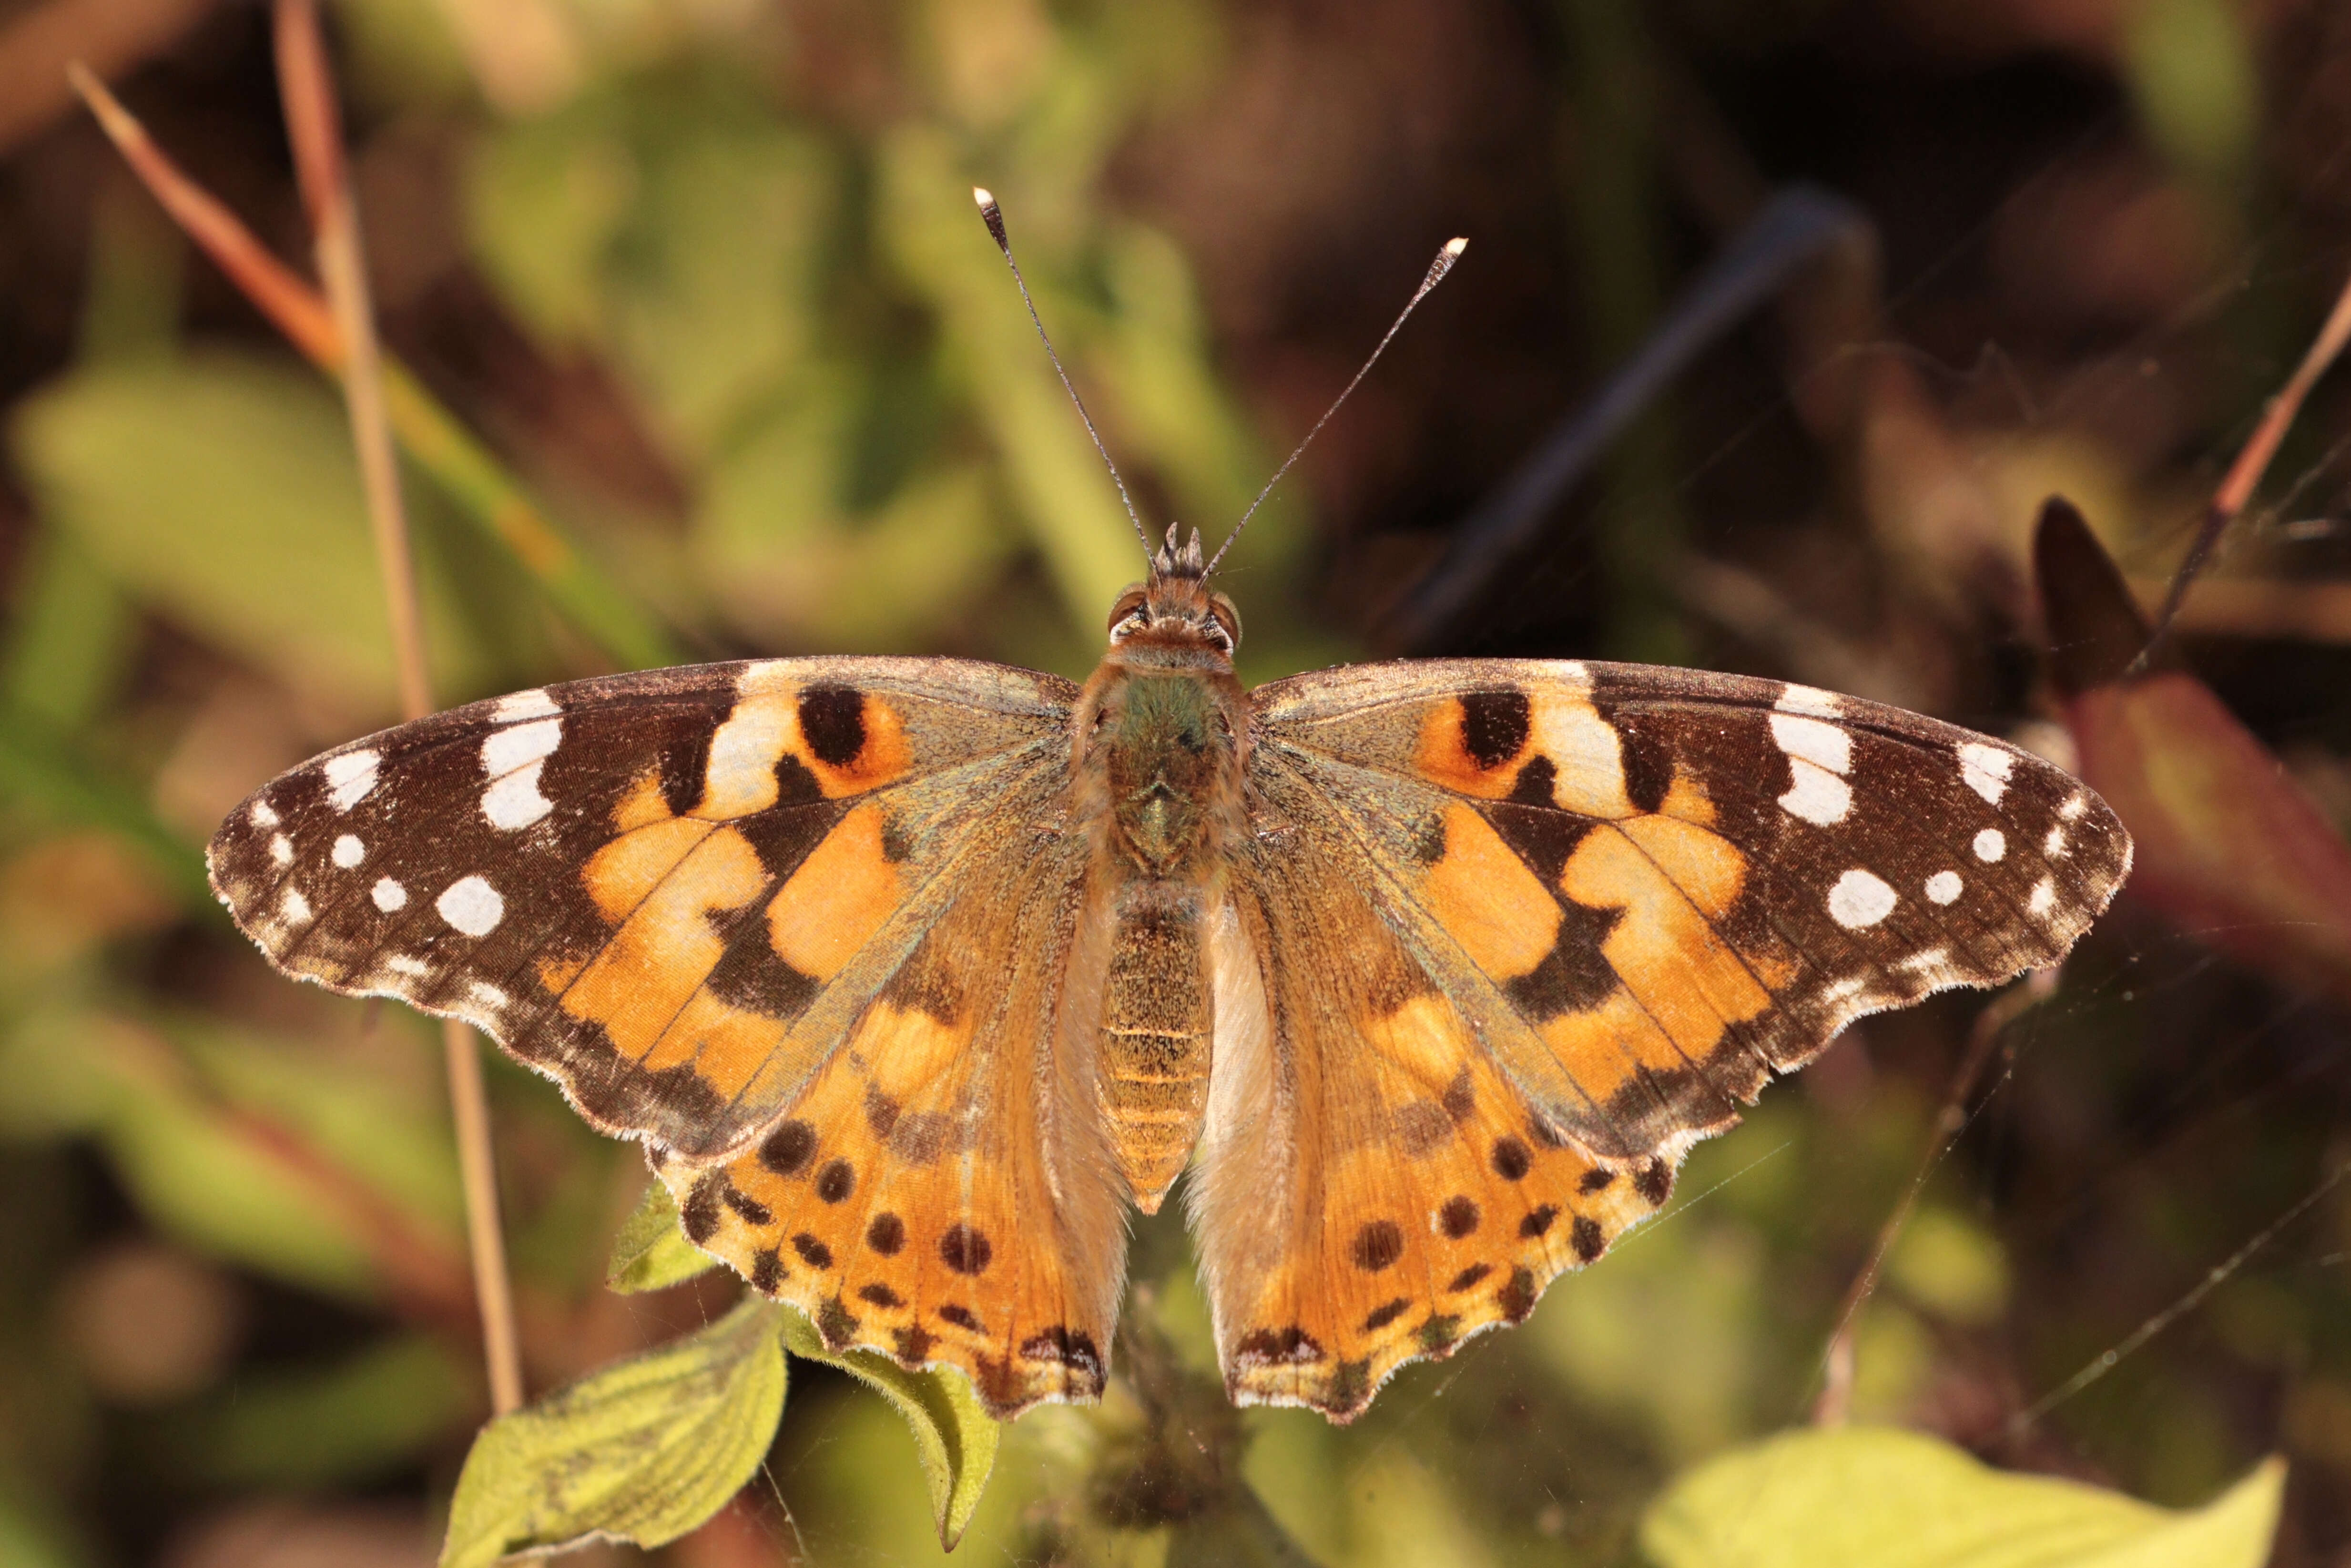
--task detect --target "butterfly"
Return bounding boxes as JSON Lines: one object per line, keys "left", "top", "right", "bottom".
{"left": 207, "top": 517, "right": 2130, "bottom": 1422}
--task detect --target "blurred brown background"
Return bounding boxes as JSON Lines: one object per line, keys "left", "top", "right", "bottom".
{"left": 3, "top": 0, "right": 2351, "bottom": 1563}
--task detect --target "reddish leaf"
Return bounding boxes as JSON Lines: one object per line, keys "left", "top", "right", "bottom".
{"left": 2037, "top": 497, "right": 2351, "bottom": 1004}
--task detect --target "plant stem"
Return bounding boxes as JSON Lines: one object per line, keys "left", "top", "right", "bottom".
{"left": 272, "top": 0, "right": 524, "bottom": 1415}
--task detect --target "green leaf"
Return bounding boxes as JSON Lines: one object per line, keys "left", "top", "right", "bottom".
{"left": 441, "top": 1297, "right": 787, "bottom": 1568}
{"left": 1641, "top": 1426, "right": 2285, "bottom": 1568}
{"left": 778, "top": 1305, "right": 1001, "bottom": 1549}
{"left": 605, "top": 1178, "right": 721, "bottom": 1294}
{"left": 8, "top": 352, "right": 486, "bottom": 712}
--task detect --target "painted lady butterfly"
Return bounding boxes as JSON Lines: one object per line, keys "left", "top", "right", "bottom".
{"left": 209, "top": 195, "right": 2128, "bottom": 1421}
{"left": 208, "top": 519, "right": 2128, "bottom": 1421}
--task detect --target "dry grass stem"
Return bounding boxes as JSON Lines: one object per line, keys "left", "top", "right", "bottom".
{"left": 271, "top": 0, "right": 523, "bottom": 1415}
{"left": 1812, "top": 968, "right": 2056, "bottom": 1426}
{"left": 2138, "top": 262, "right": 2351, "bottom": 668}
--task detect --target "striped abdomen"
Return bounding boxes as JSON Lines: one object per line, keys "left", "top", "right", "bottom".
{"left": 1099, "top": 885, "right": 1213, "bottom": 1212}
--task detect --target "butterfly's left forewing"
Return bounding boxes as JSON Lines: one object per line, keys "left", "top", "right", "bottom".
{"left": 207, "top": 656, "right": 1077, "bottom": 1158}
{"left": 1193, "top": 658, "right": 2129, "bottom": 1417}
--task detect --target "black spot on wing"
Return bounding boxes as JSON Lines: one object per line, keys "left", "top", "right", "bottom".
{"left": 702, "top": 914, "right": 820, "bottom": 1018}
{"left": 1507, "top": 754, "right": 1557, "bottom": 805}
{"left": 798, "top": 686, "right": 867, "bottom": 766}
{"left": 771, "top": 753, "right": 824, "bottom": 808}
{"left": 732, "top": 797, "right": 835, "bottom": 879}
{"left": 1351, "top": 1220, "right": 1404, "bottom": 1272}
{"left": 658, "top": 721, "right": 716, "bottom": 819}
{"left": 1502, "top": 904, "right": 1623, "bottom": 1019}
{"left": 760, "top": 1120, "right": 816, "bottom": 1176}
{"left": 939, "top": 1224, "right": 992, "bottom": 1274}
{"left": 1459, "top": 689, "right": 1531, "bottom": 770}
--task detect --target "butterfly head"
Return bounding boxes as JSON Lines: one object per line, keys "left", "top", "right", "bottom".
{"left": 1106, "top": 524, "right": 1241, "bottom": 664}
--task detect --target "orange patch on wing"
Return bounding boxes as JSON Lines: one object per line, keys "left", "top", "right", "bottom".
{"left": 638, "top": 988, "right": 790, "bottom": 1098}
{"left": 1659, "top": 768, "right": 1717, "bottom": 827}
{"left": 1616, "top": 814, "right": 1747, "bottom": 919}
{"left": 766, "top": 805, "right": 904, "bottom": 981}
{"left": 581, "top": 816, "right": 713, "bottom": 923}
{"left": 561, "top": 825, "right": 770, "bottom": 1060}
{"left": 1537, "top": 985, "right": 1689, "bottom": 1088}
{"left": 854, "top": 1001, "right": 975, "bottom": 1105}
{"left": 1419, "top": 804, "right": 1561, "bottom": 977}
{"left": 1359, "top": 993, "right": 1474, "bottom": 1088}
{"left": 1560, "top": 826, "right": 1771, "bottom": 1059}
{"left": 612, "top": 770, "right": 674, "bottom": 833}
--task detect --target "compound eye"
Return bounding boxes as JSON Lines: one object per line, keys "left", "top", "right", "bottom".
{"left": 1206, "top": 594, "right": 1242, "bottom": 653}
{"left": 1106, "top": 587, "right": 1148, "bottom": 638}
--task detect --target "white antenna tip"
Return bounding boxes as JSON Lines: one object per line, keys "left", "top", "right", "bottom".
{"left": 1445, "top": 237, "right": 1468, "bottom": 256}
{"left": 973, "top": 186, "right": 995, "bottom": 208}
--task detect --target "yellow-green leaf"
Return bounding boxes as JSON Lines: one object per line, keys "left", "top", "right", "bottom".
{"left": 440, "top": 1297, "right": 786, "bottom": 1568}
{"left": 605, "top": 1178, "right": 721, "bottom": 1294}
{"left": 778, "top": 1305, "right": 1001, "bottom": 1549}
{"left": 8, "top": 353, "right": 485, "bottom": 713}
{"left": 1641, "top": 1426, "right": 2284, "bottom": 1568}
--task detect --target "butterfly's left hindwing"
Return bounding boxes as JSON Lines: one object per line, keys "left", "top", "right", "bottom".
{"left": 207, "top": 657, "right": 1078, "bottom": 1158}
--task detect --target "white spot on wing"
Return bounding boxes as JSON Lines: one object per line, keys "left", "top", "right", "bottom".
{"left": 437, "top": 875, "right": 504, "bottom": 936}
{"left": 279, "top": 886, "right": 312, "bottom": 926}
{"left": 1973, "top": 828, "right": 2007, "bottom": 863}
{"left": 249, "top": 798, "right": 280, "bottom": 828}
{"left": 2059, "top": 792, "right": 2089, "bottom": 821}
{"left": 323, "top": 750, "right": 381, "bottom": 812}
{"left": 482, "top": 762, "right": 552, "bottom": 831}
{"left": 493, "top": 688, "right": 561, "bottom": 723}
{"left": 468, "top": 980, "right": 509, "bottom": 1010}
{"left": 383, "top": 953, "right": 429, "bottom": 977}
{"left": 2028, "top": 877, "right": 2057, "bottom": 917}
{"left": 1827, "top": 868, "right": 1897, "bottom": 929}
{"left": 269, "top": 835, "right": 293, "bottom": 866}
{"left": 1775, "top": 684, "right": 1842, "bottom": 718}
{"left": 1924, "top": 871, "right": 1963, "bottom": 905}
{"left": 1779, "top": 761, "right": 1852, "bottom": 825}
{"left": 332, "top": 834, "right": 365, "bottom": 868}
{"left": 2044, "top": 825, "right": 2068, "bottom": 857}
{"left": 1898, "top": 947, "right": 1949, "bottom": 974}
{"left": 372, "top": 877, "right": 408, "bottom": 912}
{"left": 1958, "top": 741, "right": 2016, "bottom": 804}
{"left": 1821, "top": 974, "right": 1868, "bottom": 1006}
{"left": 1769, "top": 713, "right": 1852, "bottom": 774}
{"left": 483, "top": 717, "right": 562, "bottom": 777}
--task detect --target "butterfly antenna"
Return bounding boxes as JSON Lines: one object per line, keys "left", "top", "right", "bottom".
{"left": 1205, "top": 236, "right": 1466, "bottom": 575}
{"left": 974, "top": 187, "right": 1151, "bottom": 556}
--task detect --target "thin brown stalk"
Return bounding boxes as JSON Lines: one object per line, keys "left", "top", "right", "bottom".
{"left": 1812, "top": 968, "right": 2055, "bottom": 1426}
{"left": 2135, "top": 262, "right": 2351, "bottom": 671}
{"left": 271, "top": 0, "right": 523, "bottom": 1415}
